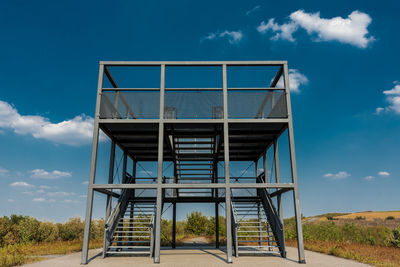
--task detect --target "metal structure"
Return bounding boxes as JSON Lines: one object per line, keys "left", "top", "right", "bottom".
{"left": 81, "top": 61, "right": 305, "bottom": 264}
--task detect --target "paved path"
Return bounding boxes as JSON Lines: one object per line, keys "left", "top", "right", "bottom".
{"left": 24, "top": 247, "right": 372, "bottom": 267}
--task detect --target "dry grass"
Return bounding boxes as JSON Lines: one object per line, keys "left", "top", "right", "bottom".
{"left": 287, "top": 239, "right": 400, "bottom": 267}
{"left": 0, "top": 240, "right": 103, "bottom": 267}
{"left": 319, "top": 211, "right": 400, "bottom": 221}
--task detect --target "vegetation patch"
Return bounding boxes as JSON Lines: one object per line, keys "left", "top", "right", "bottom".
{"left": 285, "top": 216, "right": 400, "bottom": 267}
{"left": 0, "top": 215, "right": 104, "bottom": 267}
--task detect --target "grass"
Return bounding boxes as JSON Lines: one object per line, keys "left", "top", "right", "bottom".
{"left": 287, "top": 239, "right": 400, "bottom": 267}
{"left": 319, "top": 211, "right": 400, "bottom": 221}
{"left": 0, "top": 240, "right": 103, "bottom": 267}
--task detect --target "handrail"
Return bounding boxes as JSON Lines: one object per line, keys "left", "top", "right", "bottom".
{"left": 149, "top": 205, "right": 156, "bottom": 258}
{"left": 230, "top": 195, "right": 239, "bottom": 257}
{"left": 103, "top": 174, "right": 135, "bottom": 258}
{"left": 257, "top": 176, "right": 286, "bottom": 257}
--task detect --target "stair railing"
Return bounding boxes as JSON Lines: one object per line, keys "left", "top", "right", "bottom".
{"left": 257, "top": 175, "right": 286, "bottom": 257}
{"left": 102, "top": 174, "right": 135, "bottom": 257}
{"left": 149, "top": 204, "right": 156, "bottom": 258}
{"left": 230, "top": 195, "right": 239, "bottom": 257}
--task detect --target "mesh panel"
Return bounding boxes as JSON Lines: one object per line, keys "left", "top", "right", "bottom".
{"left": 164, "top": 90, "right": 223, "bottom": 119}
{"left": 228, "top": 90, "right": 287, "bottom": 119}
{"left": 100, "top": 91, "right": 160, "bottom": 119}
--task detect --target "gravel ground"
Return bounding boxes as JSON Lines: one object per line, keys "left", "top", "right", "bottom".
{"left": 23, "top": 246, "right": 373, "bottom": 267}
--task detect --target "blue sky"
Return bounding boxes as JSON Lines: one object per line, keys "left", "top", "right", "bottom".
{"left": 0, "top": 0, "right": 399, "bottom": 222}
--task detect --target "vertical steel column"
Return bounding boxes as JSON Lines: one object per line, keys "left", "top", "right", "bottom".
{"left": 255, "top": 160, "right": 263, "bottom": 247}
{"left": 154, "top": 64, "right": 165, "bottom": 263}
{"left": 105, "top": 140, "right": 116, "bottom": 221}
{"left": 122, "top": 152, "right": 127, "bottom": 183}
{"left": 263, "top": 153, "right": 267, "bottom": 183}
{"left": 215, "top": 165, "right": 219, "bottom": 248}
{"left": 172, "top": 202, "right": 176, "bottom": 248}
{"left": 274, "top": 140, "right": 284, "bottom": 222}
{"left": 81, "top": 63, "right": 104, "bottom": 264}
{"left": 222, "top": 64, "right": 232, "bottom": 263}
{"left": 129, "top": 160, "right": 136, "bottom": 245}
{"left": 283, "top": 63, "right": 305, "bottom": 263}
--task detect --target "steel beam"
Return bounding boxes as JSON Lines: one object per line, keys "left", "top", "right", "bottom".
{"left": 154, "top": 64, "right": 165, "bottom": 263}
{"left": 95, "top": 188, "right": 119, "bottom": 198}
{"left": 284, "top": 63, "right": 305, "bottom": 263}
{"left": 222, "top": 64, "right": 233, "bottom": 263}
{"left": 101, "top": 60, "right": 287, "bottom": 66}
{"left": 81, "top": 64, "right": 104, "bottom": 265}
{"left": 172, "top": 203, "right": 176, "bottom": 248}
{"left": 92, "top": 183, "right": 295, "bottom": 189}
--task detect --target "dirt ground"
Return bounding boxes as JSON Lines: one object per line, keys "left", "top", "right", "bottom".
{"left": 23, "top": 245, "right": 373, "bottom": 267}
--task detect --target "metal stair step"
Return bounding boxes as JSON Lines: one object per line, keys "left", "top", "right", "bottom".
{"left": 237, "top": 235, "right": 274, "bottom": 238}
{"left": 111, "top": 237, "right": 150, "bottom": 241}
{"left": 238, "top": 240, "right": 277, "bottom": 243}
{"left": 109, "top": 246, "right": 150, "bottom": 249}
{"left": 111, "top": 240, "right": 150, "bottom": 243}
{"left": 238, "top": 245, "right": 279, "bottom": 248}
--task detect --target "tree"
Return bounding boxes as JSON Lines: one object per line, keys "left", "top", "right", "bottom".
{"left": 185, "top": 211, "right": 208, "bottom": 235}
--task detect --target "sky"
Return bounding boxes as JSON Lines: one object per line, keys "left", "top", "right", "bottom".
{"left": 0, "top": 0, "right": 399, "bottom": 222}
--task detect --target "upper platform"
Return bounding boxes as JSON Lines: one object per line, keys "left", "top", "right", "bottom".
{"left": 97, "top": 61, "right": 289, "bottom": 121}
{"left": 95, "top": 61, "right": 293, "bottom": 162}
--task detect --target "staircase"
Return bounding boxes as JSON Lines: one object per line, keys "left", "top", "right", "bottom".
{"left": 104, "top": 201, "right": 155, "bottom": 256}
{"left": 174, "top": 136, "right": 217, "bottom": 197}
{"left": 231, "top": 185, "right": 286, "bottom": 257}
{"left": 232, "top": 199, "right": 280, "bottom": 255}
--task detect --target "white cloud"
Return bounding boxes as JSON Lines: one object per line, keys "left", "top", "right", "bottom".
{"left": 82, "top": 181, "right": 89, "bottom": 185}
{"left": 47, "top": 191, "right": 75, "bottom": 197}
{"left": 257, "top": 10, "right": 374, "bottom": 48}
{"left": 36, "top": 189, "right": 45, "bottom": 194}
{"left": 323, "top": 171, "right": 350, "bottom": 179}
{"left": 375, "top": 107, "right": 384, "bottom": 115}
{"left": 257, "top": 19, "right": 298, "bottom": 42}
{"left": 202, "top": 30, "right": 243, "bottom": 44}
{"left": 0, "top": 166, "right": 9, "bottom": 177}
{"left": 246, "top": 5, "right": 260, "bottom": 16}
{"left": 378, "top": 171, "right": 390, "bottom": 177}
{"left": 364, "top": 175, "right": 374, "bottom": 180}
{"left": 219, "top": 31, "right": 243, "bottom": 44}
{"left": 276, "top": 69, "right": 308, "bottom": 93}
{"left": 377, "top": 82, "right": 400, "bottom": 114}
{"left": 79, "top": 194, "right": 87, "bottom": 198}
{"left": 22, "top": 191, "right": 34, "bottom": 195}
{"left": 30, "top": 169, "right": 71, "bottom": 179}
{"left": 0, "top": 100, "right": 98, "bottom": 146}
{"left": 10, "top": 181, "right": 34, "bottom": 188}
{"left": 8, "top": 199, "right": 14, "bottom": 202}
{"left": 33, "top": 197, "right": 46, "bottom": 202}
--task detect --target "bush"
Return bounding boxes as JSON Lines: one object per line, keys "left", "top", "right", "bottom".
{"left": 57, "top": 217, "right": 84, "bottom": 241}
{"left": 385, "top": 227, "right": 400, "bottom": 247}
{"left": 186, "top": 211, "right": 209, "bottom": 235}
{"left": 385, "top": 216, "right": 395, "bottom": 220}
{"left": 18, "top": 217, "right": 41, "bottom": 243}
{"left": 355, "top": 216, "right": 366, "bottom": 220}
{"left": 284, "top": 219, "right": 392, "bottom": 246}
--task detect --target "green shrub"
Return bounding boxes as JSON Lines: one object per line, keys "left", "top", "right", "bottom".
{"left": 284, "top": 219, "right": 392, "bottom": 247}
{"left": 385, "top": 227, "right": 400, "bottom": 247}
{"left": 186, "top": 211, "right": 209, "bottom": 235}
{"left": 385, "top": 216, "right": 395, "bottom": 220}
{"left": 18, "top": 217, "right": 41, "bottom": 243}
{"left": 355, "top": 216, "right": 366, "bottom": 220}
{"left": 57, "top": 217, "right": 84, "bottom": 241}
